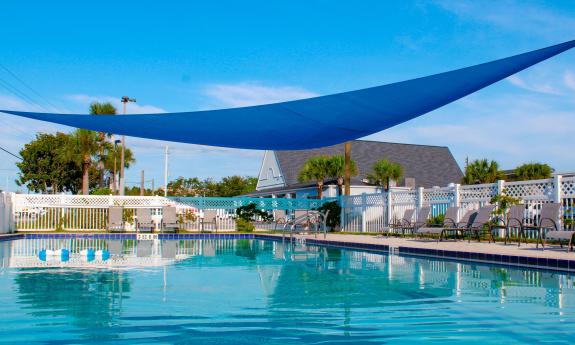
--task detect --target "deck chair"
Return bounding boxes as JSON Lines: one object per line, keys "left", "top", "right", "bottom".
{"left": 464, "top": 204, "right": 496, "bottom": 242}
{"left": 161, "top": 206, "right": 179, "bottom": 233}
{"left": 136, "top": 240, "right": 153, "bottom": 257}
{"left": 505, "top": 204, "right": 526, "bottom": 246}
{"left": 388, "top": 209, "right": 415, "bottom": 236}
{"left": 200, "top": 209, "right": 218, "bottom": 232}
{"left": 136, "top": 208, "right": 155, "bottom": 233}
{"left": 402, "top": 206, "right": 431, "bottom": 235}
{"left": 530, "top": 203, "right": 564, "bottom": 250}
{"left": 273, "top": 209, "right": 287, "bottom": 230}
{"left": 416, "top": 207, "right": 460, "bottom": 241}
{"left": 108, "top": 206, "right": 124, "bottom": 233}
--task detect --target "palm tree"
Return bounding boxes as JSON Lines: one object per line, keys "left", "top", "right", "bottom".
{"left": 462, "top": 159, "right": 504, "bottom": 184}
{"left": 89, "top": 102, "right": 117, "bottom": 188}
{"left": 514, "top": 162, "right": 552, "bottom": 181}
{"left": 103, "top": 144, "right": 135, "bottom": 194}
{"left": 62, "top": 129, "right": 101, "bottom": 195}
{"left": 367, "top": 159, "right": 403, "bottom": 191}
{"left": 327, "top": 155, "right": 358, "bottom": 196}
{"left": 298, "top": 156, "right": 331, "bottom": 199}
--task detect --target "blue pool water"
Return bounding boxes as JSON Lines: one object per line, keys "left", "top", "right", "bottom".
{"left": 0, "top": 238, "right": 574, "bottom": 344}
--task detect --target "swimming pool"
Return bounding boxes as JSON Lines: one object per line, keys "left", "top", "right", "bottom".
{"left": 0, "top": 237, "right": 574, "bottom": 344}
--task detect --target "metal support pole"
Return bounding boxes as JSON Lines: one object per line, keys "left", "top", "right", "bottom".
{"left": 164, "top": 145, "right": 169, "bottom": 197}
{"left": 140, "top": 170, "right": 145, "bottom": 196}
{"left": 344, "top": 141, "right": 351, "bottom": 196}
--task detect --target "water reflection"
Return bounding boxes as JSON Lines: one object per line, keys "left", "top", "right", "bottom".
{"left": 0, "top": 238, "right": 574, "bottom": 343}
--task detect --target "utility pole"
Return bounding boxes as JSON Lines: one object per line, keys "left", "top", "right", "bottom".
{"left": 164, "top": 145, "right": 169, "bottom": 197}
{"left": 120, "top": 96, "right": 136, "bottom": 196}
{"left": 151, "top": 178, "right": 155, "bottom": 195}
{"left": 113, "top": 139, "right": 121, "bottom": 194}
{"left": 140, "top": 170, "right": 145, "bottom": 196}
{"left": 344, "top": 141, "right": 351, "bottom": 196}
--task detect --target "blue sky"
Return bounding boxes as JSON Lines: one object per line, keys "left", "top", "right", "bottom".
{"left": 0, "top": 0, "right": 574, "bottom": 192}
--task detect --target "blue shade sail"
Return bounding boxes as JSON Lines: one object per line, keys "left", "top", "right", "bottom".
{"left": 2, "top": 40, "right": 574, "bottom": 150}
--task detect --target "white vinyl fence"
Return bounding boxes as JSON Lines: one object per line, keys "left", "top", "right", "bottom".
{"left": 341, "top": 175, "right": 575, "bottom": 234}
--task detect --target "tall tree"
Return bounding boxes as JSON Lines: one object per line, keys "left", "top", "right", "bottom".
{"left": 298, "top": 156, "right": 331, "bottom": 199}
{"left": 102, "top": 144, "right": 135, "bottom": 194}
{"left": 16, "top": 132, "right": 82, "bottom": 193}
{"left": 367, "top": 159, "right": 403, "bottom": 191}
{"left": 217, "top": 176, "right": 258, "bottom": 196}
{"left": 462, "top": 159, "right": 504, "bottom": 184}
{"left": 327, "top": 155, "right": 358, "bottom": 196}
{"left": 62, "top": 129, "right": 101, "bottom": 195}
{"left": 514, "top": 162, "right": 552, "bottom": 181}
{"left": 89, "top": 102, "right": 117, "bottom": 187}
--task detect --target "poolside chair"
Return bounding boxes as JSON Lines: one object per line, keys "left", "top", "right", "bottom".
{"left": 161, "top": 206, "right": 179, "bottom": 233}
{"left": 416, "top": 207, "right": 459, "bottom": 241}
{"left": 200, "top": 209, "right": 218, "bottom": 232}
{"left": 402, "top": 206, "right": 431, "bottom": 235}
{"left": 463, "top": 204, "right": 496, "bottom": 242}
{"left": 388, "top": 209, "right": 415, "bottom": 236}
{"left": 505, "top": 204, "right": 527, "bottom": 246}
{"left": 524, "top": 203, "right": 562, "bottom": 249}
{"left": 273, "top": 209, "right": 287, "bottom": 230}
{"left": 108, "top": 206, "right": 124, "bottom": 233}
{"left": 136, "top": 208, "right": 155, "bottom": 233}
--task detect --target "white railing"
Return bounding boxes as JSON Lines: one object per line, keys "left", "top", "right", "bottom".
{"left": 341, "top": 175, "right": 574, "bottom": 233}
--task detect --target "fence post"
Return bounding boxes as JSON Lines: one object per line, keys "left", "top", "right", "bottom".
{"left": 416, "top": 187, "right": 424, "bottom": 212}
{"left": 339, "top": 195, "right": 345, "bottom": 232}
{"left": 453, "top": 184, "right": 461, "bottom": 208}
{"left": 361, "top": 193, "right": 367, "bottom": 233}
{"left": 497, "top": 179, "right": 505, "bottom": 195}
{"left": 386, "top": 190, "right": 392, "bottom": 227}
{"left": 553, "top": 175, "right": 562, "bottom": 203}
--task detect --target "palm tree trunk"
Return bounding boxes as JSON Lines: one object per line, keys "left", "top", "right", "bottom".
{"left": 82, "top": 155, "right": 90, "bottom": 195}
{"left": 337, "top": 177, "right": 343, "bottom": 196}
{"left": 317, "top": 181, "right": 323, "bottom": 199}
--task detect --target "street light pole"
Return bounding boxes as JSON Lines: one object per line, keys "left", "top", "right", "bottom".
{"left": 120, "top": 96, "right": 136, "bottom": 196}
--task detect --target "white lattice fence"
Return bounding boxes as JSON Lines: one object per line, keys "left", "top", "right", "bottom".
{"left": 422, "top": 187, "right": 455, "bottom": 217}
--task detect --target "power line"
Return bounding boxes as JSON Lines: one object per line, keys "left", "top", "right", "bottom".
{"left": 0, "top": 63, "right": 62, "bottom": 111}
{"left": 0, "top": 145, "right": 22, "bottom": 160}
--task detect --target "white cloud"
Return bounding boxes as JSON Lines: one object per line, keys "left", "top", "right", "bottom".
{"left": 506, "top": 75, "right": 562, "bottom": 95}
{"left": 204, "top": 82, "right": 318, "bottom": 108}
{"left": 564, "top": 71, "right": 575, "bottom": 91}
{"left": 66, "top": 94, "right": 166, "bottom": 114}
{"left": 433, "top": 0, "right": 575, "bottom": 39}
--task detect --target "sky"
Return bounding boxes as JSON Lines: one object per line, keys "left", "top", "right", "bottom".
{"left": 0, "top": 0, "right": 574, "bottom": 192}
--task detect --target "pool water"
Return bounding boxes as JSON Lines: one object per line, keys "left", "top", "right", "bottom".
{"left": 0, "top": 238, "right": 574, "bottom": 344}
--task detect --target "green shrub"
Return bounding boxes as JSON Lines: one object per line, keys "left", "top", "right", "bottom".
{"left": 236, "top": 218, "right": 255, "bottom": 232}
{"left": 316, "top": 201, "right": 341, "bottom": 230}
{"left": 428, "top": 213, "right": 445, "bottom": 226}
{"left": 235, "top": 203, "right": 273, "bottom": 222}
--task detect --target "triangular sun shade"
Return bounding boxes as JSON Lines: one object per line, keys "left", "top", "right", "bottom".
{"left": 2, "top": 40, "right": 574, "bottom": 150}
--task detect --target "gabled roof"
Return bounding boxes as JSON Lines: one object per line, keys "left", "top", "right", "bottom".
{"left": 274, "top": 140, "right": 463, "bottom": 188}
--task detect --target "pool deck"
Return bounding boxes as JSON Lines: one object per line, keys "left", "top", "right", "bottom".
{"left": 261, "top": 233, "right": 575, "bottom": 272}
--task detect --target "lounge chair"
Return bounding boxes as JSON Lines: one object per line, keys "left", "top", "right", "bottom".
{"left": 505, "top": 204, "right": 526, "bottom": 246}
{"left": 463, "top": 204, "right": 496, "bottom": 242}
{"left": 285, "top": 210, "right": 320, "bottom": 236}
{"left": 402, "top": 206, "right": 431, "bottom": 235}
{"left": 200, "top": 209, "right": 218, "bottom": 232}
{"left": 388, "top": 209, "right": 415, "bottom": 236}
{"left": 161, "top": 206, "right": 179, "bottom": 233}
{"left": 136, "top": 208, "right": 155, "bottom": 233}
{"left": 273, "top": 209, "right": 287, "bottom": 230}
{"left": 416, "top": 206, "right": 460, "bottom": 241}
{"left": 528, "top": 203, "right": 562, "bottom": 249}
{"left": 108, "top": 206, "right": 124, "bottom": 233}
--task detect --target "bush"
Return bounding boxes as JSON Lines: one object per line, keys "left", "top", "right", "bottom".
{"left": 316, "top": 201, "right": 341, "bottom": 231}
{"left": 428, "top": 213, "right": 445, "bottom": 226}
{"left": 236, "top": 218, "right": 255, "bottom": 232}
{"left": 235, "top": 203, "right": 273, "bottom": 222}
{"left": 91, "top": 187, "right": 112, "bottom": 195}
